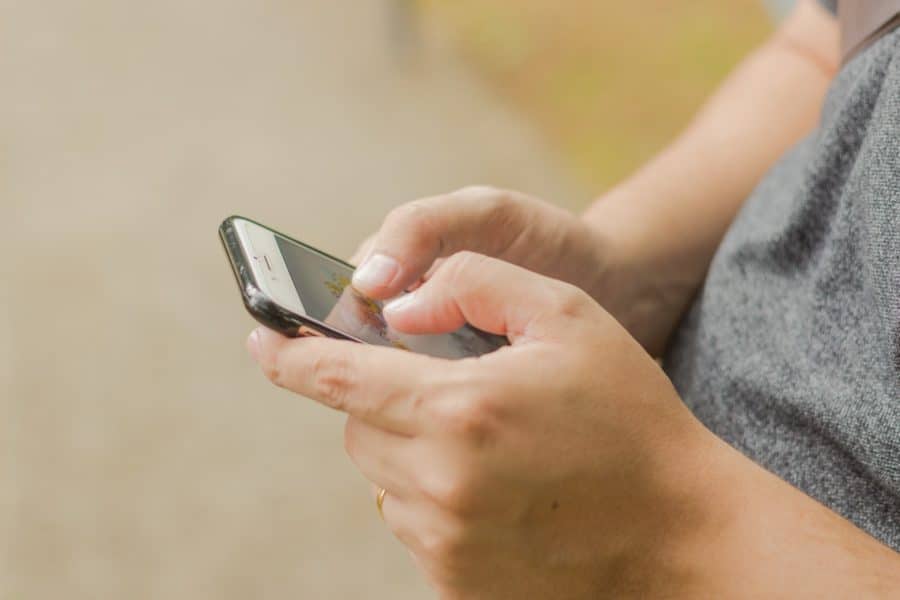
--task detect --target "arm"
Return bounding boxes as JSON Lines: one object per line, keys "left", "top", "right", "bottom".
{"left": 657, "top": 435, "right": 900, "bottom": 598}
{"left": 349, "top": 3, "right": 840, "bottom": 358}
{"left": 585, "top": 0, "right": 840, "bottom": 353}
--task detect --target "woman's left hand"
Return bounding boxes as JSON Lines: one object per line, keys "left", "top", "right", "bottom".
{"left": 247, "top": 252, "right": 716, "bottom": 599}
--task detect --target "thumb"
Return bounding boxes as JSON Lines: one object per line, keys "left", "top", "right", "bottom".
{"left": 382, "top": 252, "right": 597, "bottom": 344}
{"left": 350, "top": 188, "right": 527, "bottom": 299}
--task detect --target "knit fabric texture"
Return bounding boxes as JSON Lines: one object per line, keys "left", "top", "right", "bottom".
{"left": 664, "top": 26, "right": 900, "bottom": 548}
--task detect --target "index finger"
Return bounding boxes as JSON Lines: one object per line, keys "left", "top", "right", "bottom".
{"left": 248, "top": 327, "right": 444, "bottom": 435}
{"left": 351, "top": 187, "right": 526, "bottom": 299}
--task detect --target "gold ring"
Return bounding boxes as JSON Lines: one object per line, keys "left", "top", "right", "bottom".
{"left": 376, "top": 487, "right": 387, "bottom": 520}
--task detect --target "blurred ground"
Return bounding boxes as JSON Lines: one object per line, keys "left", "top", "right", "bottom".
{"left": 421, "top": 0, "right": 771, "bottom": 188}
{"left": 1, "top": 1, "right": 581, "bottom": 598}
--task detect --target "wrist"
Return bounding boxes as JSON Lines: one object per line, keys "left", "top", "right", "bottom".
{"left": 612, "top": 419, "right": 741, "bottom": 598}
{"left": 581, "top": 192, "right": 700, "bottom": 355}
{"left": 629, "top": 424, "right": 900, "bottom": 598}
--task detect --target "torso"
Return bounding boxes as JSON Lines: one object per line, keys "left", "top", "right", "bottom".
{"left": 664, "top": 6, "right": 900, "bottom": 549}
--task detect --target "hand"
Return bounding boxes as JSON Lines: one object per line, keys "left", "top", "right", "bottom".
{"left": 349, "top": 185, "right": 611, "bottom": 313}
{"left": 349, "top": 186, "right": 687, "bottom": 355}
{"left": 248, "top": 252, "right": 714, "bottom": 598}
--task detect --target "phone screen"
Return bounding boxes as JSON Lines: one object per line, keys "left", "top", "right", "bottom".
{"left": 274, "top": 235, "right": 504, "bottom": 359}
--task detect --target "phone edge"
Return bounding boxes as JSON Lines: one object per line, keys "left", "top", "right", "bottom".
{"left": 218, "top": 215, "right": 361, "bottom": 342}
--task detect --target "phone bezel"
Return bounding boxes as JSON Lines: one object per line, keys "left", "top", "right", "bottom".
{"left": 219, "top": 215, "right": 363, "bottom": 341}
{"left": 232, "top": 218, "right": 309, "bottom": 316}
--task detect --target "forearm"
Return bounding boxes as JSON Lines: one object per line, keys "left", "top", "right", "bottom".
{"left": 646, "top": 433, "right": 900, "bottom": 598}
{"left": 585, "top": 1, "right": 838, "bottom": 341}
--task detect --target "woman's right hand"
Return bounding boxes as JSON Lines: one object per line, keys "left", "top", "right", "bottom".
{"left": 351, "top": 186, "right": 611, "bottom": 301}
{"left": 350, "top": 185, "right": 687, "bottom": 355}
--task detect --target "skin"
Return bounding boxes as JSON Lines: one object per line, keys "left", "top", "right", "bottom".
{"left": 248, "top": 254, "right": 900, "bottom": 598}
{"left": 249, "top": 2, "right": 900, "bottom": 597}
{"left": 351, "top": 0, "right": 840, "bottom": 357}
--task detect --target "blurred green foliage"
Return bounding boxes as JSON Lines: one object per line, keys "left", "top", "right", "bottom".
{"left": 423, "top": 1, "right": 772, "bottom": 192}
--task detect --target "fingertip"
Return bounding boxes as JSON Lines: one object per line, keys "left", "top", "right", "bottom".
{"left": 351, "top": 253, "right": 403, "bottom": 298}
{"left": 382, "top": 292, "right": 427, "bottom": 331}
{"left": 382, "top": 293, "right": 417, "bottom": 318}
{"left": 382, "top": 290, "right": 465, "bottom": 335}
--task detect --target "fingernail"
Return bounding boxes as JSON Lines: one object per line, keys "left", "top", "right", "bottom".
{"left": 246, "top": 329, "right": 260, "bottom": 362}
{"left": 352, "top": 253, "right": 400, "bottom": 291}
{"left": 383, "top": 293, "right": 417, "bottom": 315}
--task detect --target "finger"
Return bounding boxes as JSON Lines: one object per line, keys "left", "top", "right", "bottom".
{"left": 345, "top": 416, "right": 420, "bottom": 498}
{"left": 375, "top": 489, "right": 424, "bottom": 552}
{"left": 403, "top": 262, "right": 439, "bottom": 293}
{"left": 404, "top": 257, "right": 444, "bottom": 292}
{"left": 376, "top": 490, "right": 465, "bottom": 576}
{"left": 351, "top": 187, "right": 527, "bottom": 299}
{"left": 379, "top": 494, "right": 485, "bottom": 593}
{"left": 248, "top": 327, "right": 446, "bottom": 434}
{"left": 420, "top": 257, "right": 445, "bottom": 283}
{"left": 382, "top": 252, "right": 599, "bottom": 344}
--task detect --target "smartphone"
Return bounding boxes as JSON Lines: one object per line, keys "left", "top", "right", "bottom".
{"left": 219, "top": 216, "right": 507, "bottom": 359}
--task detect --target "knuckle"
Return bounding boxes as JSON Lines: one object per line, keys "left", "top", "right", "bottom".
{"left": 419, "top": 518, "right": 471, "bottom": 566}
{"left": 432, "top": 389, "right": 501, "bottom": 447}
{"left": 455, "top": 185, "right": 513, "bottom": 216}
{"left": 548, "top": 282, "right": 593, "bottom": 319}
{"left": 404, "top": 386, "right": 430, "bottom": 417}
{"left": 310, "top": 353, "right": 356, "bottom": 411}
{"left": 444, "top": 250, "right": 489, "bottom": 279}
{"left": 455, "top": 187, "right": 535, "bottom": 256}
{"left": 455, "top": 184, "right": 499, "bottom": 198}
{"left": 387, "top": 201, "right": 439, "bottom": 242}
{"left": 448, "top": 400, "right": 492, "bottom": 441}
{"left": 353, "top": 387, "right": 394, "bottom": 423}
{"left": 423, "top": 469, "right": 481, "bottom": 517}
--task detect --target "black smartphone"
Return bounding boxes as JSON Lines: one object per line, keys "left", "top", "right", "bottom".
{"left": 219, "top": 216, "right": 507, "bottom": 359}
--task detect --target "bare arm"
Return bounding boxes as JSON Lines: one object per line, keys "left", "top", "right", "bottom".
{"left": 349, "top": 3, "right": 839, "bottom": 357}
{"left": 635, "top": 431, "right": 900, "bottom": 598}
{"left": 586, "top": 0, "right": 840, "bottom": 354}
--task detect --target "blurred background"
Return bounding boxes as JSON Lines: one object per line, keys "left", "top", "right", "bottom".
{"left": 3, "top": 1, "right": 775, "bottom": 597}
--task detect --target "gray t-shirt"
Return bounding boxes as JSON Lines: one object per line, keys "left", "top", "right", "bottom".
{"left": 664, "top": 6, "right": 900, "bottom": 548}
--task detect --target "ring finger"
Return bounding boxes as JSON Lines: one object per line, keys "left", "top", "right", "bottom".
{"left": 345, "top": 416, "right": 421, "bottom": 499}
